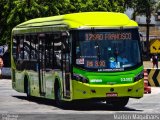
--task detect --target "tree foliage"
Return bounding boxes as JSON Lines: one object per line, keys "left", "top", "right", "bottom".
{"left": 0, "top": 0, "right": 131, "bottom": 46}
{"left": 124, "top": 0, "right": 158, "bottom": 56}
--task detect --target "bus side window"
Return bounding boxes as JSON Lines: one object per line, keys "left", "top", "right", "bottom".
{"left": 27, "top": 35, "right": 38, "bottom": 71}
{"left": 45, "top": 34, "right": 54, "bottom": 70}
{"left": 18, "top": 37, "right": 24, "bottom": 60}
{"left": 13, "top": 36, "right": 17, "bottom": 62}
{"left": 53, "top": 33, "right": 62, "bottom": 69}
{"left": 54, "top": 43, "right": 62, "bottom": 69}
{"left": 23, "top": 36, "right": 30, "bottom": 60}
{"left": 14, "top": 36, "right": 24, "bottom": 70}
{"left": 30, "top": 35, "right": 38, "bottom": 60}
{"left": 12, "top": 36, "right": 19, "bottom": 69}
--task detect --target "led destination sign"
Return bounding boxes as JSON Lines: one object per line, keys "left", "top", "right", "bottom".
{"left": 85, "top": 32, "right": 132, "bottom": 41}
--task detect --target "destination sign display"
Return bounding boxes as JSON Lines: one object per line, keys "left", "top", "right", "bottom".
{"left": 85, "top": 32, "right": 132, "bottom": 41}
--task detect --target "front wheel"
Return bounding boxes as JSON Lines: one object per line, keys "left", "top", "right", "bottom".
{"left": 106, "top": 97, "right": 129, "bottom": 109}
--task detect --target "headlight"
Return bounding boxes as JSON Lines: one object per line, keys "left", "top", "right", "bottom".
{"left": 73, "top": 73, "right": 89, "bottom": 83}
{"left": 134, "top": 71, "right": 144, "bottom": 82}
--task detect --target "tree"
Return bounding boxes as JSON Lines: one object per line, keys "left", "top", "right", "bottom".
{"left": 0, "top": 0, "right": 10, "bottom": 45}
{"left": 0, "top": 0, "right": 126, "bottom": 47}
{"left": 0, "top": 0, "right": 48, "bottom": 46}
{"left": 67, "top": 0, "right": 125, "bottom": 12}
{"left": 125, "top": 0, "right": 158, "bottom": 58}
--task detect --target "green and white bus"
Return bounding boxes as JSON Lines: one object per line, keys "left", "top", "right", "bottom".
{"left": 11, "top": 12, "right": 144, "bottom": 108}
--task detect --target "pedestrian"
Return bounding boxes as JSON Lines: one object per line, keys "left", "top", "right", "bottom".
{"left": 0, "top": 55, "right": 4, "bottom": 78}
{"left": 152, "top": 54, "right": 158, "bottom": 69}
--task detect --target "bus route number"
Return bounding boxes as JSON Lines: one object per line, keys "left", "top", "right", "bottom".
{"left": 87, "top": 60, "right": 106, "bottom": 67}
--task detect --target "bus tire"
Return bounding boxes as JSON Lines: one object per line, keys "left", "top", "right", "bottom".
{"left": 106, "top": 97, "right": 129, "bottom": 109}
{"left": 54, "top": 80, "right": 63, "bottom": 107}
{"left": 24, "top": 76, "right": 30, "bottom": 99}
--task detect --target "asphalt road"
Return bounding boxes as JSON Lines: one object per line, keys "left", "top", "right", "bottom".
{"left": 0, "top": 79, "right": 160, "bottom": 120}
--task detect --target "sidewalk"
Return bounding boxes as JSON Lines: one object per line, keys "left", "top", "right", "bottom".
{"left": 143, "top": 61, "right": 160, "bottom": 69}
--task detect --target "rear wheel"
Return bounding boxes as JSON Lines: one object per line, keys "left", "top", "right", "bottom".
{"left": 106, "top": 97, "right": 129, "bottom": 109}
{"left": 24, "top": 76, "right": 31, "bottom": 99}
{"left": 54, "top": 81, "right": 63, "bottom": 107}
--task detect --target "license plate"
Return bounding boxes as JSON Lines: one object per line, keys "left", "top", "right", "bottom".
{"left": 106, "top": 93, "right": 118, "bottom": 97}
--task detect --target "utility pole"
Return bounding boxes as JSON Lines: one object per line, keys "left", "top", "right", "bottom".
{"left": 146, "top": 0, "right": 151, "bottom": 59}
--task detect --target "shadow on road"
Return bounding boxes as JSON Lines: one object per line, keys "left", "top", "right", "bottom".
{"left": 13, "top": 95, "right": 143, "bottom": 112}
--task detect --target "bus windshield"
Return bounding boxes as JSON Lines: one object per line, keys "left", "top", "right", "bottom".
{"left": 75, "top": 29, "right": 142, "bottom": 71}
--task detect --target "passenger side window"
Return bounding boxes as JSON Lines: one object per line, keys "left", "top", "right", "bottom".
{"left": 45, "top": 34, "right": 54, "bottom": 69}
{"left": 13, "top": 36, "right": 17, "bottom": 62}
{"left": 30, "top": 35, "right": 38, "bottom": 60}
{"left": 23, "top": 36, "right": 30, "bottom": 60}
{"left": 18, "top": 37, "right": 24, "bottom": 60}
{"left": 53, "top": 33, "right": 62, "bottom": 69}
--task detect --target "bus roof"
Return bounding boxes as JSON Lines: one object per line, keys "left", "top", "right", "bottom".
{"left": 12, "top": 12, "right": 138, "bottom": 35}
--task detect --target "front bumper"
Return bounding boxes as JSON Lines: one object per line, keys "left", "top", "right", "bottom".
{"left": 72, "top": 79, "right": 144, "bottom": 100}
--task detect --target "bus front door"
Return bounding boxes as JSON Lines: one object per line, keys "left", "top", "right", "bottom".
{"left": 62, "top": 38, "right": 71, "bottom": 99}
